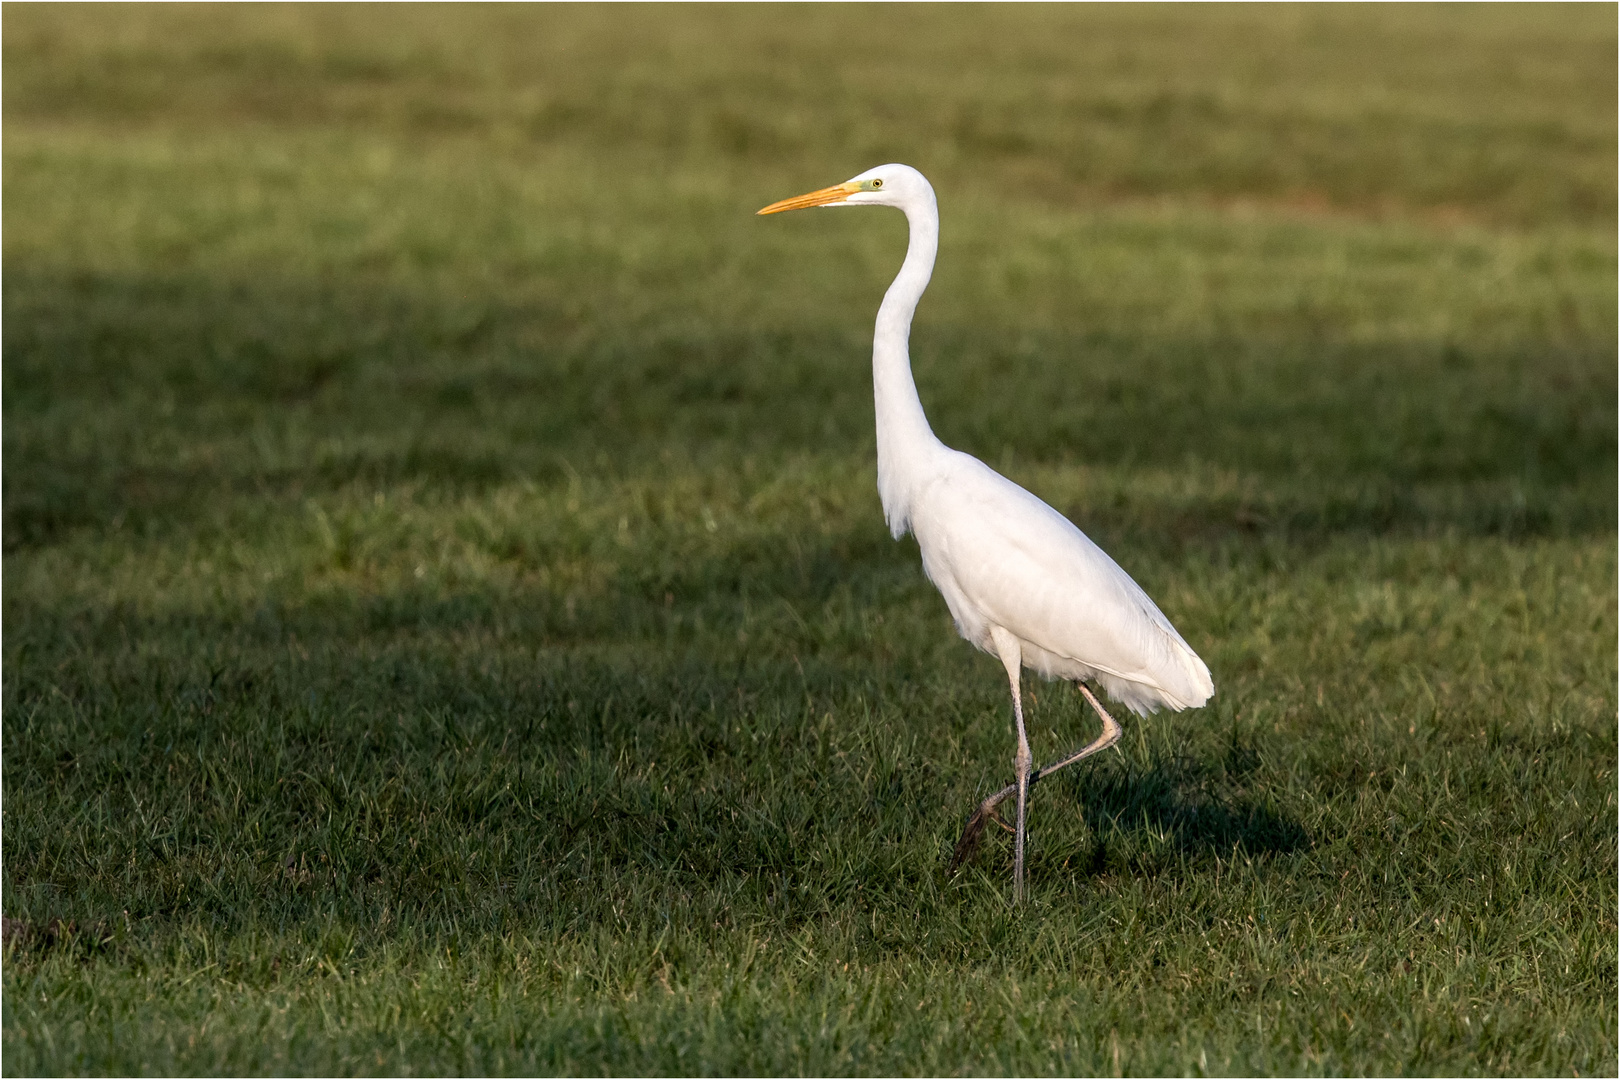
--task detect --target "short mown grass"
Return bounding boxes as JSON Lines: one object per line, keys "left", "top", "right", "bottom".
{"left": 3, "top": 5, "right": 1615, "bottom": 1075}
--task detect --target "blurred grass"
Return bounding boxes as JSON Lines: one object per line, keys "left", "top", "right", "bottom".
{"left": 3, "top": 4, "right": 1615, "bottom": 1076}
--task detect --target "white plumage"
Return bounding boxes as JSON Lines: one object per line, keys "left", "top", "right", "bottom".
{"left": 910, "top": 451, "right": 1213, "bottom": 716}
{"left": 759, "top": 164, "right": 1212, "bottom": 900}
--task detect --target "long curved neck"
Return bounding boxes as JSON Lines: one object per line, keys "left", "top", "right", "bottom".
{"left": 874, "top": 191, "right": 946, "bottom": 537}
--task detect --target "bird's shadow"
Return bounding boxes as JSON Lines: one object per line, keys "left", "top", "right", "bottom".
{"left": 1028, "top": 740, "right": 1311, "bottom": 877}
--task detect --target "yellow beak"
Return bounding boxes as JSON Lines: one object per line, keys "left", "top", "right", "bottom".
{"left": 756, "top": 181, "right": 860, "bottom": 215}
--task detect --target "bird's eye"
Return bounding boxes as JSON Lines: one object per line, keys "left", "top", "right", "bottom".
{"left": 870, "top": 179, "right": 883, "bottom": 189}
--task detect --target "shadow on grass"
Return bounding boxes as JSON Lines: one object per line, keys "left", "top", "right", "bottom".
{"left": 1005, "top": 745, "right": 1313, "bottom": 880}
{"left": 1085, "top": 761, "right": 1307, "bottom": 856}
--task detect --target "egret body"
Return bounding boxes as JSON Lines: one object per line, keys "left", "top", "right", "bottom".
{"left": 758, "top": 165, "right": 1213, "bottom": 902}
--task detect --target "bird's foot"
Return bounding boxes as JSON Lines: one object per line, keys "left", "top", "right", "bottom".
{"left": 947, "top": 790, "right": 1012, "bottom": 874}
{"left": 946, "top": 783, "right": 1023, "bottom": 876}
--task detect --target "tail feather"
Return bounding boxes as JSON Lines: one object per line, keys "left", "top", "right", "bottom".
{"left": 1099, "top": 639, "right": 1213, "bottom": 717}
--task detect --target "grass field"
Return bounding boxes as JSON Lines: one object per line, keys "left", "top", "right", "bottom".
{"left": 3, "top": 5, "right": 1615, "bottom": 1075}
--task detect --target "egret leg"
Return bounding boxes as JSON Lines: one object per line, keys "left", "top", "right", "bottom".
{"left": 949, "top": 680, "right": 1123, "bottom": 875}
{"left": 1037, "top": 684, "right": 1122, "bottom": 777}
{"left": 988, "top": 628, "right": 1031, "bottom": 903}
{"left": 1013, "top": 688, "right": 1032, "bottom": 902}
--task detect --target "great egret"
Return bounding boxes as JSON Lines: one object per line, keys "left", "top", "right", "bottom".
{"left": 758, "top": 165, "right": 1214, "bottom": 902}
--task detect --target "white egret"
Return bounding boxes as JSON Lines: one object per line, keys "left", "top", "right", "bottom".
{"left": 758, "top": 165, "right": 1214, "bottom": 902}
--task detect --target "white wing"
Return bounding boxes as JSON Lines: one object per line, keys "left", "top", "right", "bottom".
{"left": 909, "top": 451, "right": 1213, "bottom": 715}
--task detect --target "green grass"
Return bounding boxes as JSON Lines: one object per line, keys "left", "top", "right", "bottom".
{"left": 3, "top": 4, "right": 1615, "bottom": 1075}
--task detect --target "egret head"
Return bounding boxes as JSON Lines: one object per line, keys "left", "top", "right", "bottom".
{"left": 757, "top": 164, "right": 931, "bottom": 215}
